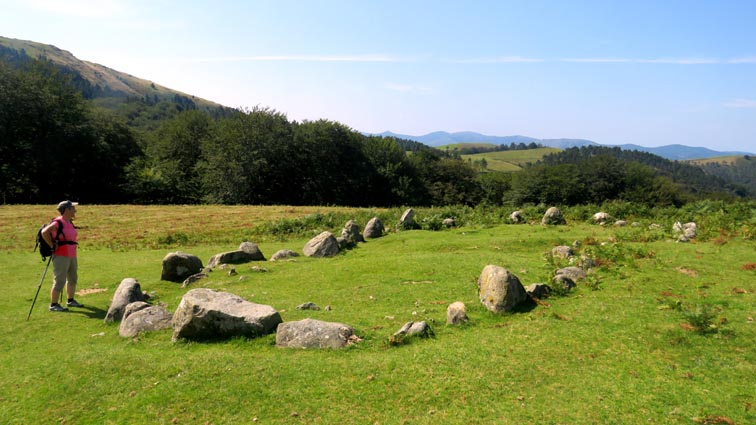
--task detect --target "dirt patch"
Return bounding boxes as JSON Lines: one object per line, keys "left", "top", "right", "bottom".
{"left": 741, "top": 263, "right": 756, "bottom": 271}
{"left": 675, "top": 267, "right": 699, "bottom": 278}
{"left": 76, "top": 288, "right": 108, "bottom": 296}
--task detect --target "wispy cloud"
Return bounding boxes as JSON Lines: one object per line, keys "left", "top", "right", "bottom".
{"left": 636, "top": 57, "right": 719, "bottom": 65}
{"left": 384, "top": 82, "right": 434, "bottom": 94}
{"left": 560, "top": 58, "right": 633, "bottom": 63}
{"left": 729, "top": 56, "right": 756, "bottom": 64}
{"left": 724, "top": 99, "right": 756, "bottom": 108}
{"left": 185, "top": 54, "right": 410, "bottom": 63}
{"left": 447, "top": 56, "right": 544, "bottom": 64}
{"left": 454, "top": 56, "right": 742, "bottom": 65}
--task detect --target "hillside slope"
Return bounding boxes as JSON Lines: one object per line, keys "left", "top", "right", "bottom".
{"left": 0, "top": 36, "right": 222, "bottom": 110}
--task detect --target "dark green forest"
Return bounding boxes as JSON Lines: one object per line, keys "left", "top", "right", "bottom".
{"left": 1, "top": 52, "right": 751, "bottom": 207}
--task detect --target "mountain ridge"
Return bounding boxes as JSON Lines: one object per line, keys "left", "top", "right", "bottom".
{"left": 373, "top": 131, "right": 753, "bottom": 161}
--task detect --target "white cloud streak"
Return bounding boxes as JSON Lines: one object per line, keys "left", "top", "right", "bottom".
{"left": 183, "top": 54, "right": 411, "bottom": 63}
{"left": 453, "top": 56, "right": 751, "bottom": 65}
{"left": 724, "top": 99, "right": 756, "bottom": 108}
{"left": 729, "top": 56, "right": 756, "bottom": 64}
{"left": 447, "top": 56, "right": 544, "bottom": 64}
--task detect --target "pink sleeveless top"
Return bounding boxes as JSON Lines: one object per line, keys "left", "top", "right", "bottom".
{"left": 52, "top": 217, "right": 78, "bottom": 257}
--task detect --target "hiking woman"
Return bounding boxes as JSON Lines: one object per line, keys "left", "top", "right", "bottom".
{"left": 40, "top": 200, "right": 82, "bottom": 312}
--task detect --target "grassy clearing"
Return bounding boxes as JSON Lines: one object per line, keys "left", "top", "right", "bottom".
{"left": 462, "top": 148, "right": 561, "bottom": 172}
{"left": 1, "top": 205, "right": 755, "bottom": 424}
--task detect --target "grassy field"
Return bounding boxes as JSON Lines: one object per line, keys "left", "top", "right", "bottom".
{"left": 462, "top": 148, "right": 561, "bottom": 172}
{"left": 1, "top": 204, "right": 755, "bottom": 424}
{"left": 686, "top": 156, "right": 745, "bottom": 166}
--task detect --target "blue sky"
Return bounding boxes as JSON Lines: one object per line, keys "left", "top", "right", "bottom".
{"left": 2, "top": 0, "right": 756, "bottom": 152}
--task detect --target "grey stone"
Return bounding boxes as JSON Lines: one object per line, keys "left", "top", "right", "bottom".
{"left": 340, "top": 220, "right": 365, "bottom": 245}
{"left": 303, "top": 231, "right": 340, "bottom": 257}
{"left": 276, "top": 318, "right": 355, "bottom": 349}
{"left": 296, "top": 302, "right": 321, "bottom": 311}
{"left": 172, "top": 288, "right": 282, "bottom": 342}
{"left": 393, "top": 321, "right": 433, "bottom": 339}
{"left": 553, "top": 275, "right": 576, "bottom": 291}
{"left": 399, "top": 208, "right": 416, "bottom": 228}
{"left": 122, "top": 301, "right": 151, "bottom": 321}
{"left": 509, "top": 210, "right": 524, "bottom": 224}
{"left": 446, "top": 302, "right": 468, "bottom": 325}
{"left": 551, "top": 245, "right": 574, "bottom": 259}
{"left": 555, "top": 266, "right": 587, "bottom": 282}
{"left": 541, "top": 207, "right": 566, "bottom": 225}
{"left": 526, "top": 283, "right": 551, "bottom": 299}
{"left": 181, "top": 272, "right": 208, "bottom": 288}
{"left": 208, "top": 243, "right": 266, "bottom": 268}
{"left": 477, "top": 265, "right": 528, "bottom": 313}
{"left": 592, "top": 212, "right": 611, "bottom": 224}
{"left": 161, "top": 251, "right": 203, "bottom": 283}
{"left": 104, "top": 278, "right": 148, "bottom": 323}
{"left": 363, "top": 217, "right": 385, "bottom": 239}
{"left": 270, "top": 249, "right": 299, "bottom": 261}
{"left": 119, "top": 305, "right": 173, "bottom": 338}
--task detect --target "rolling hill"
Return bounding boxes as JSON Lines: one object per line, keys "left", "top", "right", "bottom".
{"left": 375, "top": 131, "right": 753, "bottom": 161}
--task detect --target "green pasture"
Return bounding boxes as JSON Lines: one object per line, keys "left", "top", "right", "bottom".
{"left": 1, "top": 204, "right": 754, "bottom": 424}
{"left": 462, "top": 148, "right": 561, "bottom": 172}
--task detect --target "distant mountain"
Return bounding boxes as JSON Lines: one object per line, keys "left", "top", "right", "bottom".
{"left": 372, "top": 131, "right": 754, "bottom": 160}
{"left": 376, "top": 131, "right": 538, "bottom": 147}
{"left": 613, "top": 144, "right": 752, "bottom": 161}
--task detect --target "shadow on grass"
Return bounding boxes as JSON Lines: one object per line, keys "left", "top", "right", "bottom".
{"left": 70, "top": 305, "right": 108, "bottom": 320}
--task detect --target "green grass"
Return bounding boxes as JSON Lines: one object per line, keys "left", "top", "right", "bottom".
{"left": 462, "top": 147, "right": 561, "bottom": 172}
{"left": 1, "top": 205, "right": 755, "bottom": 424}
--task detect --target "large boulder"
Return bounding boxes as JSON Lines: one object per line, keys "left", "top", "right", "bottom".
{"left": 161, "top": 251, "right": 203, "bottom": 283}
{"left": 104, "top": 278, "right": 148, "bottom": 323}
{"left": 276, "top": 318, "right": 355, "bottom": 349}
{"left": 541, "top": 207, "right": 566, "bottom": 225}
{"left": 172, "top": 288, "right": 282, "bottom": 341}
{"left": 363, "top": 217, "right": 385, "bottom": 239}
{"left": 207, "top": 242, "right": 266, "bottom": 267}
{"left": 477, "top": 265, "right": 528, "bottom": 313}
{"left": 119, "top": 305, "right": 173, "bottom": 338}
{"left": 303, "top": 231, "right": 340, "bottom": 257}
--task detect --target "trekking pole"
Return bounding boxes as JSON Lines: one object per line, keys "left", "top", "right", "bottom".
{"left": 27, "top": 255, "right": 53, "bottom": 321}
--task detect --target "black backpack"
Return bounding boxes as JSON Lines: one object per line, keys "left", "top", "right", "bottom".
{"left": 35, "top": 218, "right": 76, "bottom": 261}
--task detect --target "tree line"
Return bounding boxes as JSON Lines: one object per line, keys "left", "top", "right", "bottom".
{"left": 1, "top": 55, "right": 749, "bottom": 207}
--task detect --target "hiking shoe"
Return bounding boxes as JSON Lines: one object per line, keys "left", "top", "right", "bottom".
{"left": 66, "top": 299, "right": 84, "bottom": 308}
{"left": 49, "top": 304, "right": 68, "bottom": 312}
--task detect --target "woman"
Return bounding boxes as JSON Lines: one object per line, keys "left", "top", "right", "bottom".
{"left": 40, "top": 200, "right": 82, "bottom": 312}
